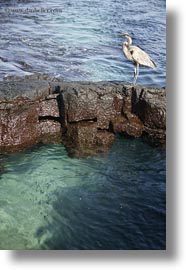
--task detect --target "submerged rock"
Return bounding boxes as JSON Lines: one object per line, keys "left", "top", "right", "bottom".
{"left": 0, "top": 78, "right": 166, "bottom": 155}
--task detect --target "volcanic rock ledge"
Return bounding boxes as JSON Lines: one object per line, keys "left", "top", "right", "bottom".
{"left": 0, "top": 77, "right": 166, "bottom": 157}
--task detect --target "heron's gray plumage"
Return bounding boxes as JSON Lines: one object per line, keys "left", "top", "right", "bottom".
{"left": 122, "top": 33, "right": 157, "bottom": 85}
{"left": 128, "top": 45, "right": 157, "bottom": 68}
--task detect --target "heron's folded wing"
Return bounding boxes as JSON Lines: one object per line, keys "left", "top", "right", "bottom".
{"left": 129, "top": 46, "right": 156, "bottom": 68}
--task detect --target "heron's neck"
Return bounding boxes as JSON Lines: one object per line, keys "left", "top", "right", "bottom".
{"left": 126, "top": 36, "right": 132, "bottom": 46}
{"left": 122, "top": 43, "right": 133, "bottom": 61}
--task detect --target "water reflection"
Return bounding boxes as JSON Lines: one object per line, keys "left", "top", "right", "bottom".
{"left": 0, "top": 137, "right": 166, "bottom": 249}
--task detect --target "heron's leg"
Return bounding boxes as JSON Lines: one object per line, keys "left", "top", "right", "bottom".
{"left": 133, "top": 63, "right": 139, "bottom": 85}
{"left": 136, "top": 63, "right": 139, "bottom": 83}
{"left": 133, "top": 65, "right": 137, "bottom": 85}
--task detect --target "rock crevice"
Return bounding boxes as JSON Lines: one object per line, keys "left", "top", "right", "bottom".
{"left": 0, "top": 78, "right": 166, "bottom": 156}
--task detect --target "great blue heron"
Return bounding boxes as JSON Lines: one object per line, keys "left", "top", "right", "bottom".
{"left": 121, "top": 33, "right": 157, "bottom": 85}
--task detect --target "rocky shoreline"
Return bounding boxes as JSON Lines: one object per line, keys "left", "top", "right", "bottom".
{"left": 0, "top": 75, "right": 166, "bottom": 157}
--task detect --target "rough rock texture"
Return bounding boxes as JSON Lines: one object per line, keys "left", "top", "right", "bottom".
{"left": 111, "top": 114, "right": 144, "bottom": 138}
{"left": 96, "top": 130, "right": 115, "bottom": 148}
{"left": 0, "top": 80, "right": 50, "bottom": 101}
{"left": 0, "top": 102, "right": 39, "bottom": 152}
{"left": 131, "top": 87, "right": 166, "bottom": 146}
{"left": 0, "top": 77, "right": 166, "bottom": 156}
{"left": 38, "top": 120, "right": 62, "bottom": 144}
{"left": 62, "top": 86, "right": 98, "bottom": 123}
{"left": 39, "top": 98, "right": 59, "bottom": 118}
{"left": 0, "top": 80, "right": 61, "bottom": 152}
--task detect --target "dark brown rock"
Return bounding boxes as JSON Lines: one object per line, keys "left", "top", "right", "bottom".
{"left": 111, "top": 113, "right": 144, "bottom": 138}
{"left": 132, "top": 88, "right": 166, "bottom": 130}
{"left": 0, "top": 78, "right": 64, "bottom": 152}
{"left": 63, "top": 121, "right": 97, "bottom": 157}
{"left": 38, "top": 120, "right": 62, "bottom": 144}
{"left": 96, "top": 130, "right": 115, "bottom": 147}
{"left": 96, "top": 84, "right": 124, "bottom": 129}
{"left": 0, "top": 80, "right": 50, "bottom": 101}
{"left": 62, "top": 85, "right": 98, "bottom": 123}
{"left": 0, "top": 103, "right": 40, "bottom": 152}
{"left": 66, "top": 121, "right": 97, "bottom": 146}
{"left": 39, "top": 98, "right": 59, "bottom": 118}
{"left": 124, "top": 112, "right": 144, "bottom": 137}
{"left": 60, "top": 82, "right": 124, "bottom": 130}
{"left": 97, "top": 94, "right": 115, "bottom": 129}
{"left": 143, "top": 126, "right": 166, "bottom": 147}
{"left": 131, "top": 87, "right": 166, "bottom": 146}
{"left": 64, "top": 123, "right": 115, "bottom": 158}
{"left": 0, "top": 78, "right": 166, "bottom": 154}
{"left": 122, "top": 85, "right": 133, "bottom": 113}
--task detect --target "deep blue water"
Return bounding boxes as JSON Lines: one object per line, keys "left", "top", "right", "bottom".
{"left": 0, "top": 137, "right": 166, "bottom": 250}
{"left": 0, "top": 0, "right": 166, "bottom": 86}
{"left": 0, "top": 0, "right": 166, "bottom": 250}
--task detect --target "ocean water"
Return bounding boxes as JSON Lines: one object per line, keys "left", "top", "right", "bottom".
{"left": 0, "top": 0, "right": 166, "bottom": 86}
{"left": 0, "top": 137, "right": 166, "bottom": 250}
{"left": 0, "top": 0, "right": 166, "bottom": 250}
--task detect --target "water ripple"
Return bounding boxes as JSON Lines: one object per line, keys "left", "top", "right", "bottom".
{"left": 0, "top": 137, "right": 166, "bottom": 249}
{"left": 0, "top": 0, "right": 165, "bottom": 86}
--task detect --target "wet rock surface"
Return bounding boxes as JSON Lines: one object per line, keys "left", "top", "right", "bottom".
{"left": 131, "top": 87, "right": 166, "bottom": 146}
{"left": 0, "top": 80, "right": 50, "bottom": 101}
{"left": 0, "top": 77, "right": 166, "bottom": 156}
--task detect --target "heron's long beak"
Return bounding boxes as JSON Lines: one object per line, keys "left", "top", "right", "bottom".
{"left": 118, "top": 34, "right": 127, "bottom": 37}
{"left": 118, "top": 32, "right": 133, "bottom": 38}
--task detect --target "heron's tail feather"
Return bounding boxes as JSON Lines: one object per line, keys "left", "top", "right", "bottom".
{"left": 151, "top": 59, "right": 157, "bottom": 69}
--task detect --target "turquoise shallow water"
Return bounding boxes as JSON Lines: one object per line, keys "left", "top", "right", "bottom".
{"left": 0, "top": 0, "right": 166, "bottom": 86}
{"left": 0, "top": 137, "right": 166, "bottom": 250}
